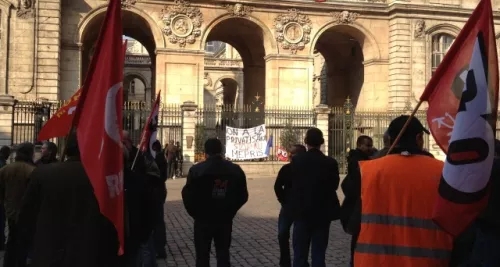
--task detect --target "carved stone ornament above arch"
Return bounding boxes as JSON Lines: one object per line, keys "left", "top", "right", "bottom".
{"left": 225, "top": 3, "right": 253, "bottom": 17}
{"left": 17, "top": 0, "right": 34, "bottom": 19}
{"left": 274, "top": 9, "right": 312, "bottom": 54}
{"left": 425, "top": 23, "right": 461, "bottom": 37}
{"left": 119, "top": 0, "right": 136, "bottom": 9}
{"left": 414, "top": 19, "right": 426, "bottom": 39}
{"left": 331, "top": 11, "right": 359, "bottom": 25}
{"left": 161, "top": 0, "right": 203, "bottom": 48}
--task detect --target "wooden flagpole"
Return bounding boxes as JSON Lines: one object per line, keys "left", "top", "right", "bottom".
{"left": 386, "top": 100, "right": 424, "bottom": 155}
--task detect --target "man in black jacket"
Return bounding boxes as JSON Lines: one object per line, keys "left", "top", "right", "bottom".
{"left": 290, "top": 128, "right": 341, "bottom": 267}
{"left": 340, "top": 135, "right": 373, "bottom": 266}
{"left": 182, "top": 138, "right": 248, "bottom": 267}
{"left": 274, "top": 144, "right": 306, "bottom": 267}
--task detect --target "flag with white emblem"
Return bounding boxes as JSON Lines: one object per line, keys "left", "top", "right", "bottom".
{"left": 74, "top": 0, "right": 125, "bottom": 254}
{"left": 139, "top": 91, "right": 161, "bottom": 159}
{"left": 420, "top": 0, "right": 498, "bottom": 236}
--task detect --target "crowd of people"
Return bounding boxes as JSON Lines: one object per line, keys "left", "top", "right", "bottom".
{"left": 0, "top": 132, "right": 185, "bottom": 267}
{"left": 0, "top": 115, "right": 497, "bottom": 267}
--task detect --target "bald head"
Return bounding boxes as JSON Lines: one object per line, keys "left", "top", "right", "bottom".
{"left": 383, "top": 130, "right": 391, "bottom": 148}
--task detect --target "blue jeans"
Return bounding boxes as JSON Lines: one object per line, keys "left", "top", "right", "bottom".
{"left": 293, "top": 220, "right": 331, "bottom": 267}
{"left": 278, "top": 208, "right": 294, "bottom": 267}
{"left": 136, "top": 233, "right": 157, "bottom": 267}
{"left": 466, "top": 227, "right": 500, "bottom": 267}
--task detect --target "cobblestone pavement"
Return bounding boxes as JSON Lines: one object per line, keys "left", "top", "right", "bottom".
{"left": 159, "top": 176, "right": 350, "bottom": 267}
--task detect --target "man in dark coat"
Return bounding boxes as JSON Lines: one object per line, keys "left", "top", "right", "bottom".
{"left": 274, "top": 144, "right": 306, "bottom": 267}
{"left": 459, "top": 139, "right": 500, "bottom": 266}
{"left": 0, "top": 143, "right": 36, "bottom": 267}
{"left": 165, "top": 140, "right": 177, "bottom": 179}
{"left": 182, "top": 138, "right": 248, "bottom": 267}
{"left": 340, "top": 135, "right": 373, "bottom": 266}
{"left": 290, "top": 128, "right": 341, "bottom": 267}
{"left": 152, "top": 140, "right": 168, "bottom": 258}
{"left": 0, "top": 145, "right": 10, "bottom": 251}
{"left": 35, "top": 141, "right": 58, "bottom": 165}
{"left": 17, "top": 133, "right": 119, "bottom": 267}
{"left": 372, "top": 130, "right": 390, "bottom": 159}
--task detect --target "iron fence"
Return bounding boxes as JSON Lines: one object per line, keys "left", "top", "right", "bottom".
{"left": 12, "top": 101, "right": 182, "bottom": 151}
{"left": 329, "top": 98, "right": 430, "bottom": 173}
{"left": 195, "top": 105, "right": 315, "bottom": 162}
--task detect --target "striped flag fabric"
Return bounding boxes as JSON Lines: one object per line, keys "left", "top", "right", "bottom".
{"left": 419, "top": 0, "right": 498, "bottom": 236}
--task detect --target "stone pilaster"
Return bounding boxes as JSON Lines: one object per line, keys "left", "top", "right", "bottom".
{"left": 315, "top": 104, "right": 330, "bottom": 155}
{"left": 388, "top": 18, "right": 412, "bottom": 111}
{"left": 0, "top": 95, "right": 15, "bottom": 147}
{"left": 36, "top": 0, "right": 62, "bottom": 100}
{"left": 181, "top": 101, "right": 198, "bottom": 174}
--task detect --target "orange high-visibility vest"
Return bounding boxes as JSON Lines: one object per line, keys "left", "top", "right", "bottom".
{"left": 354, "top": 154, "right": 453, "bottom": 267}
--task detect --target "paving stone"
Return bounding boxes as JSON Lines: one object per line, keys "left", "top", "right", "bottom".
{"left": 162, "top": 177, "right": 350, "bottom": 267}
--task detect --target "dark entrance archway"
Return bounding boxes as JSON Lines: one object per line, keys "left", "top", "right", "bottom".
{"left": 80, "top": 9, "right": 157, "bottom": 102}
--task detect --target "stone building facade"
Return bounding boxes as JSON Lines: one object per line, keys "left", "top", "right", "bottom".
{"left": 0, "top": 0, "right": 498, "bottom": 154}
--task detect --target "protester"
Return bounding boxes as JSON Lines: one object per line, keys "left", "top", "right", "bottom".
{"left": 274, "top": 144, "right": 306, "bottom": 267}
{"left": 17, "top": 133, "right": 119, "bottom": 267}
{"left": 372, "top": 130, "right": 390, "bottom": 159}
{"left": 152, "top": 140, "right": 168, "bottom": 259}
{"left": 174, "top": 141, "right": 183, "bottom": 178}
{"left": 290, "top": 128, "right": 341, "bottom": 267}
{"left": 121, "top": 134, "right": 158, "bottom": 267}
{"left": 0, "top": 143, "right": 36, "bottom": 267}
{"left": 0, "top": 145, "right": 10, "bottom": 251}
{"left": 353, "top": 115, "right": 452, "bottom": 266}
{"left": 165, "top": 140, "right": 177, "bottom": 179}
{"left": 340, "top": 135, "right": 373, "bottom": 266}
{"left": 35, "top": 141, "right": 58, "bottom": 165}
{"left": 182, "top": 138, "right": 248, "bottom": 267}
{"left": 0, "top": 146, "right": 10, "bottom": 168}
{"left": 463, "top": 139, "right": 500, "bottom": 266}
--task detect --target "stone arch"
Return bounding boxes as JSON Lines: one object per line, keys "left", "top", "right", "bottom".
{"left": 213, "top": 75, "right": 240, "bottom": 91}
{"left": 124, "top": 72, "right": 150, "bottom": 89}
{"left": 200, "top": 13, "right": 278, "bottom": 54}
{"left": 213, "top": 77, "right": 239, "bottom": 107}
{"left": 201, "top": 14, "right": 274, "bottom": 105}
{"left": 310, "top": 22, "right": 381, "bottom": 61}
{"left": 425, "top": 23, "right": 461, "bottom": 37}
{"left": 77, "top": 5, "right": 165, "bottom": 49}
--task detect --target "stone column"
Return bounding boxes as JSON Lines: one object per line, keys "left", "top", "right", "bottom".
{"left": 181, "top": 101, "right": 198, "bottom": 174}
{"left": 388, "top": 18, "right": 412, "bottom": 111}
{"left": 315, "top": 104, "right": 330, "bottom": 155}
{"left": 0, "top": 95, "right": 15, "bottom": 147}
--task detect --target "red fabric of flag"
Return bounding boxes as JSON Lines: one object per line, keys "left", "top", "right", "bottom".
{"left": 421, "top": 0, "right": 498, "bottom": 236}
{"left": 37, "top": 88, "right": 82, "bottom": 141}
{"left": 74, "top": 0, "right": 125, "bottom": 254}
{"left": 138, "top": 91, "right": 161, "bottom": 159}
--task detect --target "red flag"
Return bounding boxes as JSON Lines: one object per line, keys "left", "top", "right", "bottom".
{"left": 37, "top": 89, "right": 82, "bottom": 141}
{"left": 421, "top": 0, "right": 498, "bottom": 236}
{"left": 74, "top": 0, "right": 125, "bottom": 254}
{"left": 138, "top": 91, "right": 161, "bottom": 159}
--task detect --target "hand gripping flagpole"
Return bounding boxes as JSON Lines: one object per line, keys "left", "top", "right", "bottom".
{"left": 386, "top": 100, "right": 424, "bottom": 155}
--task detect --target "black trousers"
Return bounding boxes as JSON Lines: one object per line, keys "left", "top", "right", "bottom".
{"left": 194, "top": 220, "right": 232, "bottom": 267}
{"left": 167, "top": 161, "right": 175, "bottom": 178}
{"left": 4, "top": 219, "right": 26, "bottom": 267}
{"left": 153, "top": 201, "right": 167, "bottom": 255}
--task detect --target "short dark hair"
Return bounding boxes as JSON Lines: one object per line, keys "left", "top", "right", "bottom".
{"left": 305, "top": 128, "right": 324, "bottom": 147}
{"left": 44, "top": 141, "right": 58, "bottom": 157}
{"left": 152, "top": 140, "right": 162, "bottom": 150}
{"left": 65, "top": 131, "right": 80, "bottom": 158}
{"left": 15, "top": 143, "right": 34, "bottom": 163}
{"left": 0, "top": 146, "right": 11, "bottom": 159}
{"left": 204, "top": 138, "right": 222, "bottom": 156}
{"left": 292, "top": 144, "right": 306, "bottom": 154}
{"left": 356, "top": 135, "right": 372, "bottom": 147}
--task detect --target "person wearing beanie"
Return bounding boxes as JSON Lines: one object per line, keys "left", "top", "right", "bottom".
{"left": 290, "top": 128, "right": 341, "bottom": 267}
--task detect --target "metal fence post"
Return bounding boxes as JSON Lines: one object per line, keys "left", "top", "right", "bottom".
{"left": 342, "top": 97, "right": 354, "bottom": 172}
